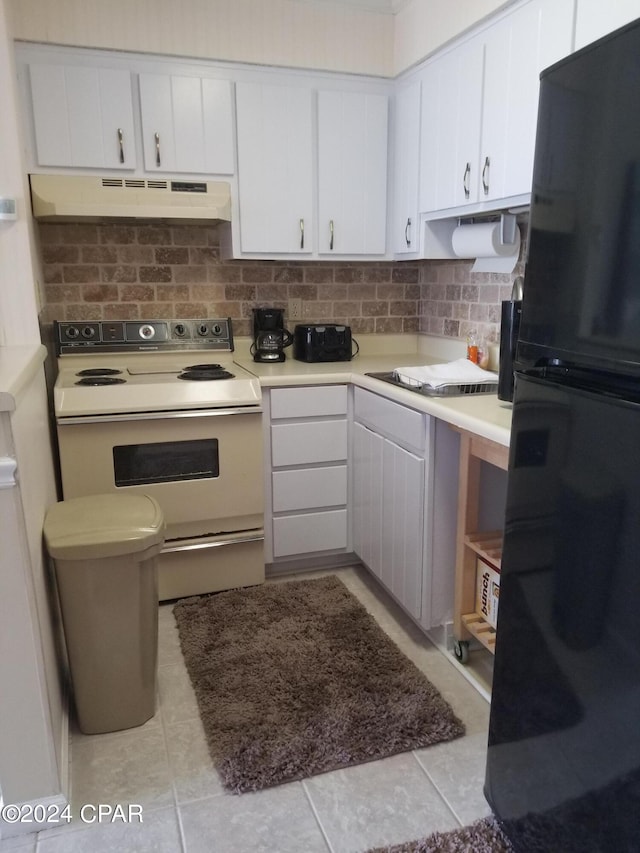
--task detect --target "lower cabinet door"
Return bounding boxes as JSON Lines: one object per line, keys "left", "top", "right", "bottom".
{"left": 352, "top": 421, "right": 384, "bottom": 579}
{"left": 381, "top": 439, "right": 424, "bottom": 620}
{"left": 272, "top": 509, "right": 347, "bottom": 558}
{"left": 353, "top": 421, "right": 425, "bottom": 620}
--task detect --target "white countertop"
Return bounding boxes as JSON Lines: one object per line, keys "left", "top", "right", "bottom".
{"left": 0, "top": 345, "right": 47, "bottom": 412}
{"left": 233, "top": 343, "right": 512, "bottom": 448}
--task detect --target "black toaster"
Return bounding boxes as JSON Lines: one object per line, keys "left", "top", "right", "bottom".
{"left": 293, "top": 324, "right": 353, "bottom": 362}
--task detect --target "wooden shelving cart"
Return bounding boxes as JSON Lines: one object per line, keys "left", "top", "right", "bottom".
{"left": 453, "top": 430, "right": 509, "bottom": 664}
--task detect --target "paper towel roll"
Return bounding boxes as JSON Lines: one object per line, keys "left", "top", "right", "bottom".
{"left": 452, "top": 222, "right": 520, "bottom": 259}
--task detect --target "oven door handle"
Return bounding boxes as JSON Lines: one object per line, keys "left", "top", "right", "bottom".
{"left": 56, "top": 406, "right": 262, "bottom": 425}
{"left": 162, "top": 529, "right": 265, "bottom": 554}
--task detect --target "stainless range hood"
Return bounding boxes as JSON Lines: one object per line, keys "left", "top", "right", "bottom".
{"left": 29, "top": 174, "right": 232, "bottom": 223}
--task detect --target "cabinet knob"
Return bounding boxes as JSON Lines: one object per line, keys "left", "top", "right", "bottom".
{"left": 463, "top": 162, "right": 471, "bottom": 199}
{"left": 154, "top": 132, "right": 161, "bottom": 167}
{"left": 482, "top": 156, "right": 490, "bottom": 195}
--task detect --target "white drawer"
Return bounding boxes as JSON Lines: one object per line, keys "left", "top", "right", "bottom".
{"left": 273, "top": 509, "right": 348, "bottom": 557}
{"left": 270, "top": 385, "right": 348, "bottom": 419}
{"left": 354, "top": 387, "right": 426, "bottom": 452}
{"left": 271, "top": 420, "right": 347, "bottom": 466}
{"left": 272, "top": 465, "right": 347, "bottom": 512}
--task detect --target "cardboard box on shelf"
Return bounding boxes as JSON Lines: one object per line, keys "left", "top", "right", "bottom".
{"left": 476, "top": 557, "right": 500, "bottom": 629}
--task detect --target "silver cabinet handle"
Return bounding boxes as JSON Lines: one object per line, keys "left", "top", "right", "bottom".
{"left": 154, "top": 132, "right": 161, "bottom": 167}
{"left": 329, "top": 219, "right": 334, "bottom": 251}
{"left": 117, "top": 128, "right": 124, "bottom": 164}
{"left": 299, "top": 218, "right": 304, "bottom": 250}
{"left": 405, "top": 217, "right": 412, "bottom": 247}
{"left": 463, "top": 162, "right": 471, "bottom": 199}
{"left": 482, "top": 156, "right": 490, "bottom": 195}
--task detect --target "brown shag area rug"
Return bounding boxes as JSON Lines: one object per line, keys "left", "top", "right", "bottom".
{"left": 367, "top": 817, "right": 513, "bottom": 853}
{"left": 173, "top": 575, "right": 465, "bottom": 793}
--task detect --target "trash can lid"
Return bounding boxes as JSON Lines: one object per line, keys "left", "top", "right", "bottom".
{"left": 44, "top": 493, "right": 165, "bottom": 560}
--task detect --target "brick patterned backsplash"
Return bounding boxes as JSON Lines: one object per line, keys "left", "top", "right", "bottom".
{"left": 38, "top": 219, "right": 526, "bottom": 345}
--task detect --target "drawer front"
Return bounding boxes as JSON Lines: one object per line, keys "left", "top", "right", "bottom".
{"left": 354, "top": 387, "right": 426, "bottom": 452}
{"left": 271, "top": 420, "right": 347, "bottom": 466}
{"left": 272, "top": 465, "right": 347, "bottom": 513}
{"left": 270, "top": 385, "right": 348, "bottom": 419}
{"left": 273, "top": 509, "right": 348, "bottom": 557}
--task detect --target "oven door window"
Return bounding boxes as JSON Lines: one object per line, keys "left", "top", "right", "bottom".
{"left": 113, "top": 438, "right": 219, "bottom": 486}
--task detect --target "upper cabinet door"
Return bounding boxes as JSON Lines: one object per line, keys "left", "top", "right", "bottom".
{"left": 317, "top": 90, "right": 388, "bottom": 256}
{"left": 235, "top": 82, "right": 314, "bottom": 254}
{"left": 418, "top": 40, "right": 483, "bottom": 214}
{"left": 28, "top": 64, "right": 136, "bottom": 169}
{"left": 575, "top": 0, "right": 639, "bottom": 49}
{"left": 480, "top": 0, "right": 574, "bottom": 202}
{"left": 138, "top": 73, "right": 234, "bottom": 174}
{"left": 392, "top": 80, "right": 421, "bottom": 255}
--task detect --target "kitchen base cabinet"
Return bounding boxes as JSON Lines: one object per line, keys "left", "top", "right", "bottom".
{"left": 266, "top": 385, "right": 350, "bottom": 564}
{"left": 352, "top": 388, "right": 436, "bottom": 624}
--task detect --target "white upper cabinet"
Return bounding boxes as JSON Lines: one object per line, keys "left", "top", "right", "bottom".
{"left": 235, "top": 81, "right": 314, "bottom": 254}
{"left": 28, "top": 64, "right": 136, "bottom": 169}
{"left": 392, "top": 80, "right": 421, "bottom": 254}
{"left": 575, "top": 0, "right": 639, "bottom": 50}
{"left": 480, "top": 0, "right": 574, "bottom": 203}
{"left": 418, "top": 39, "right": 483, "bottom": 213}
{"left": 138, "top": 73, "right": 234, "bottom": 174}
{"left": 317, "top": 90, "right": 388, "bottom": 256}
{"left": 419, "top": 0, "right": 574, "bottom": 217}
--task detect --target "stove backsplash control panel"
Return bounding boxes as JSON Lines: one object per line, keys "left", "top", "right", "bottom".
{"left": 55, "top": 318, "right": 234, "bottom": 354}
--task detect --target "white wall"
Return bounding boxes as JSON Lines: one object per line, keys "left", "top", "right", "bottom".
{"left": 0, "top": 0, "right": 41, "bottom": 345}
{"left": 6, "top": 0, "right": 394, "bottom": 76}
{"left": 0, "top": 0, "right": 65, "bottom": 815}
{"left": 393, "top": 0, "right": 512, "bottom": 73}
{"left": 6, "top": 0, "right": 519, "bottom": 77}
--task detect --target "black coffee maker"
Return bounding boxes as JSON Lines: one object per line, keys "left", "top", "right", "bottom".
{"left": 252, "top": 308, "right": 293, "bottom": 363}
{"left": 498, "top": 276, "right": 524, "bottom": 402}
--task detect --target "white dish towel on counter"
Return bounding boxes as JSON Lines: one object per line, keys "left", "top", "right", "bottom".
{"left": 393, "top": 358, "right": 499, "bottom": 390}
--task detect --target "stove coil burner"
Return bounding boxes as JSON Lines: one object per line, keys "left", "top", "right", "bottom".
{"left": 76, "top": 368, "right": 123, "bottom": 377}
{"left": 75, "top": 376, "right": 127, "bottom": 386}
{"left": 178, "top": 363, "right": 235, "bottom": 381}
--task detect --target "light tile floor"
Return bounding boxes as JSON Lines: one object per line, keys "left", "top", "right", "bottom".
{"left": 1, "top": 566, "right": 493, "bottom": 853}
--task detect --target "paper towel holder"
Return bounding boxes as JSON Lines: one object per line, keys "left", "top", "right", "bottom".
{"left": 457, "top": 212, "right": 517, "bottom": 248}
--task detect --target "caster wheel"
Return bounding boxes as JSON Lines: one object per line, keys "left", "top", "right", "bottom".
{"left": 454, "top": 639, "right": 470, "bottom": 664}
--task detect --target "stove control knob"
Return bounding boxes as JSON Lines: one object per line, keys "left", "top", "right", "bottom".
{"left": 212, "top": 324, "right": 222, "bottom": 336}
{"left": 197, "top": 324, "right": 209, "bottom": 337}
{"left": 139, "top": 324, "right": 156, "bottom": 340}
{"left": 65, "top": 326, "right": 80, "bottom": 339}
{"left": 81, "top": 326, "right": 96, "bottom": 339}
{"left": 174, "top": 324, "right": 187, "bottom": 337}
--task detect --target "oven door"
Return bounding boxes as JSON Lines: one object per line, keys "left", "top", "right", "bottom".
{"left": 57, "top": 407, "right": 263, "bottom": 538}
{"left": 56, "top": 408, "right": 264, "bottom": 599}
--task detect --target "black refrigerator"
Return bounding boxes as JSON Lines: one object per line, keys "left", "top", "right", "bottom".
{"left": 485, "top": 18, "right": 640, "bottom": 853}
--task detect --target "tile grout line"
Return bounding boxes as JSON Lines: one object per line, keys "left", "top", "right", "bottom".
{"left": 300, "top": 780, "right": 337, "bottom": 853}
{"left": 409, "top": 751, "right": 464, "bottom": 829}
